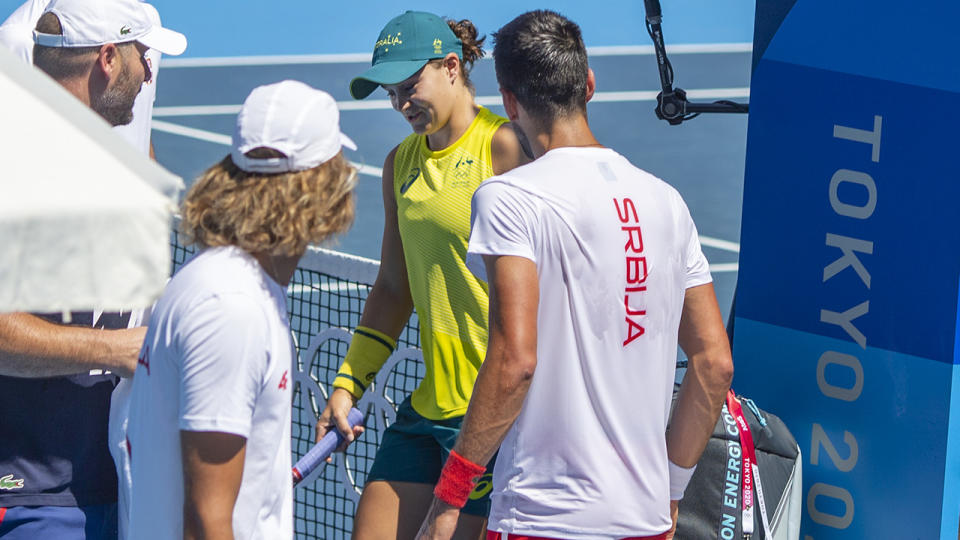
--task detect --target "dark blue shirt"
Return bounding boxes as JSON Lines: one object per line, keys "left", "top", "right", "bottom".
{"left": 0, "top": 311, "right": 130, "bottom": 507}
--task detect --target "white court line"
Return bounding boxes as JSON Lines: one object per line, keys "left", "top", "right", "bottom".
{"left": 709, "top": 263, "right": 739, "bottom": 273}
{"left": 161, "top": 43, "right": 752, "bottom": 68}
{"left": 699, "top": 236, "right": 740, "bottom": 253}
{"left": 163, "top": 52, "right": 371, "bottom": 68}
{"left": 288, "top": 283, "right": 363, "bottom": 295}
{"left": 152, "top": 119, "right": 230, "bottom": 144}
{"left": 589, "top": 87, "right": 750, "bottom": 103}
{"left": 151, "top": 119, "right": 385, "bottom": 178}
{"left": 587, "top": 43, "right": 753, "bottom": 56}
{"left": 154, "top": 104, "right": 241, "bottom": 117}
{"left": 153, "top": 88, "right": 749, "bottom": 118}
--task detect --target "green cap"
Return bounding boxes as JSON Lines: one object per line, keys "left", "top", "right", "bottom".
{"left": 350, "top": 11, "right": 463, "bottom": 100}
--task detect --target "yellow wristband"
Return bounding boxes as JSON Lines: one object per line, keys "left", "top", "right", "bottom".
{"left": 333, "top": 326, "right": 396, "bottom": 399}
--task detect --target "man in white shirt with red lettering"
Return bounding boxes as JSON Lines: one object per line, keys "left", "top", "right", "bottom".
{"left": 416, "top": 10, "right": 734, "bottom": 540}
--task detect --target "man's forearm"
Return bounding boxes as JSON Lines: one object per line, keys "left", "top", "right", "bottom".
{"left": 182, "top": 431, "right": 245, "bottom": 540}
{"left": 0, "top": 313, "right": 144, "bottom": 378}
{"left": 669, "top": 283, "right": 734, "bottom": 468}
{"left": 667, "top": 351, "right": 732, "bottom": 467}
{"left": 415, "top": 294, "right": 537, "bottom": 540}
{"left": 416, "top": 255, "right": 539, "bottom": 540}
{"left": 453, "top": 345, "right": 535, "bottom": 466}
{"left": 452, "top": 254, "right": 539, "bottom": 466}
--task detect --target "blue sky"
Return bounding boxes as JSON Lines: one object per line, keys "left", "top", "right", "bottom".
{"left": 1, "top": 0, "right": 756, "bottom": 57}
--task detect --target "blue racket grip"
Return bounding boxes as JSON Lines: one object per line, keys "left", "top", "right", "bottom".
{"left": 292, "top": 407, "right": 363, "bottom": 485}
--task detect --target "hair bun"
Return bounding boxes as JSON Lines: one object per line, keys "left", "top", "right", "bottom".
{"left": 446, "top": 18, "right": 486, "bottom": 66}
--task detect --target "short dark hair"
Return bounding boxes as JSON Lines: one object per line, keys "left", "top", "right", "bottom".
{"left": 32, "top": 12, "right": 102, "bottom": 79}
{"left": 492, "top": 10, "right": 589, "bottom": 120}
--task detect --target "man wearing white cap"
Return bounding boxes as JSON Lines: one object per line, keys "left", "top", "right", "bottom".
{"left": 1, "top": 0, "right": 169, "bottom": 156}
{"left": 126, "top": 80, "right": 357, "bottom": 540}
{"left": 0, "top": 0, "right": 185, "bottom": 538}
{"left": 30, "top": 0, "right": 185, "bottom": 125}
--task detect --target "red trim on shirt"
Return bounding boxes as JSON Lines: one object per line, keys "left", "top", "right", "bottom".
{"left": 0, "top": 507, "right": 7, "bottom": 526}
{"left": 487, "top": 530, "right": 669, "bottom": 540}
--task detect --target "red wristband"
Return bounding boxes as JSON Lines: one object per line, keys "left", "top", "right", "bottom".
{"left": 434, "top": 450, "right": 486, "bottom": 508}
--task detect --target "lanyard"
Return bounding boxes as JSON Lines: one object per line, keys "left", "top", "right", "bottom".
{"left": 726, "top": 390, "right": 772, "bottom": 539}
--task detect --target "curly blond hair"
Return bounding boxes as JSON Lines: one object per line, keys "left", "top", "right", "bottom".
{"left": 180, "top": 151, "right": 356, "bottom": 256}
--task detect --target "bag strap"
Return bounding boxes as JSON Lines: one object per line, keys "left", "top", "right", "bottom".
{"left": 726, "top": 390, "right": 773, "bottom": 539}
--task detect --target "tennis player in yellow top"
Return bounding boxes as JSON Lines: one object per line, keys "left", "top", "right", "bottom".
{"left": 317, "top": 10, "right": 529, "bottom": 540}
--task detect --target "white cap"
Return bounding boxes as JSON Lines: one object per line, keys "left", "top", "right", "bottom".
{"left": 232, "top": 81, "right": 358, "bottom": 174}
{"left": 33, "top": 0, "right": 186, "bottom": 56}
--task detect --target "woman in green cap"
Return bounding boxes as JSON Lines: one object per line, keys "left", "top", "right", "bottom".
{"left": 317, "top": 10, "right": 529, "bottom": 540}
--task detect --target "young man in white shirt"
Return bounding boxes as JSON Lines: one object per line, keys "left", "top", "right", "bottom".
{"left": 416, "top": 10, "right": 734, "bottom": 540}
{"left": 126, "top": 81, "right": 358, "bottom": 540}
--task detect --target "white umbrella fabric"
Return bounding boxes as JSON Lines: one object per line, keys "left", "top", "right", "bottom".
{"left": 0, "top": 45, "right": 182, "bottom": 313}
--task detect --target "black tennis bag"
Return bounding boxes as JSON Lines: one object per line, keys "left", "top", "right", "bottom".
{"left": 672, "top": 387, "right": 802, "bottom": 540}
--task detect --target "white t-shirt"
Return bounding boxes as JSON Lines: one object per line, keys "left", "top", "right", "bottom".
{"left": 108, "top": 305, "right": 152, "bottom": 540}
{"left": 0, "top": 0, "right": 160, "bottom": 156}
{"left": 467, "top": 147, "right": 712, "bottom": 540}
{"left": 127, "top": 246, "right": 294, "bottom": 540}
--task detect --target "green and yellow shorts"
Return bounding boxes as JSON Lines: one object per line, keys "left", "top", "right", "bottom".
{"left": 366, "top": 396, "right": 496, "bottom": 516}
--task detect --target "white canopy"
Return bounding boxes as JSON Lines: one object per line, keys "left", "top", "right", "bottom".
{"left": 0, "top": 45, "right": 182, "bottom": 313}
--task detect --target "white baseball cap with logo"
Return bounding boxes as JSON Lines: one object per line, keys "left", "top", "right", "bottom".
{"left": 33, "top": 0, "right": 186, "bottom": 56}
{"left": 232, "top": 80, "right": 358, "bottom": 174}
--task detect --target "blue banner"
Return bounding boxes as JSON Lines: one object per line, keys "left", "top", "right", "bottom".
{"left": 736, "top": 1, "right": 960, "bottom": 538}
{"left": 738, "top": 59, "right": 960, "bottom": 362}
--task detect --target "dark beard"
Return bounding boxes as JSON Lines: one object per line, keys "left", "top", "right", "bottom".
{"left": 92, "top": 59, "right": 140, "bottom": 126}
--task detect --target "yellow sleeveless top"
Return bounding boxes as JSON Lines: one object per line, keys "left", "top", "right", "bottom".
{"left": 393, "top": 107, "right": 507, "bottom": 420}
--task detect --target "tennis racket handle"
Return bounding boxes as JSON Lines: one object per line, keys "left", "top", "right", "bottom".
{"left": 292, "top": 407, "right": 363, "bottom": 484}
